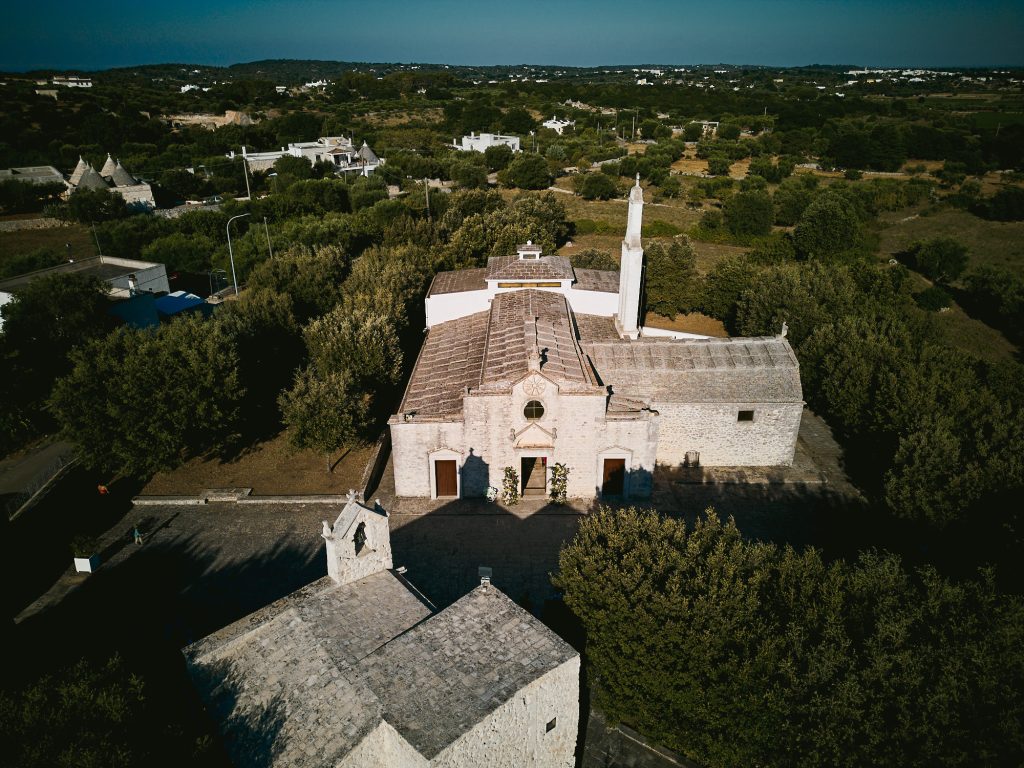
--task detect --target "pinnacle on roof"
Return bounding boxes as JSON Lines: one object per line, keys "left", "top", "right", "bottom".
{"left": 110, "top": 160, "right": 137, "bottom": 187}
{"left": 629, "top": 173, "right": 644, "bottom": 203}
{"left": 68, "top": 156, "right": 88, "bottom": 186}
{"left": 99, "top": 153, "right": 117, "bottom": 177}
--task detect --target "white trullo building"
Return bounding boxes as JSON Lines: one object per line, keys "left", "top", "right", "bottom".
{"left": 389, "top": 177, "right": 804, "bottom": 500}
{"left": 186, "top": 493, "right": 580, "bottom": 767}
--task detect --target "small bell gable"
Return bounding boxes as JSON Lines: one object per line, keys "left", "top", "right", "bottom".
{"left": 321, "top": 490, "right": 393, "bottom": 586}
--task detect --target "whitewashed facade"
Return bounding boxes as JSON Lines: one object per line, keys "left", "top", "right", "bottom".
{"left": 453, "top": 132, "right": 521, "bottom": 153}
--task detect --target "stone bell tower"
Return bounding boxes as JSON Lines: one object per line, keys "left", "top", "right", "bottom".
{"left": 616, "top": 174, "right": 645, "bottom": 339}
{"left": 321, "top": 490, "right": 393, "bottom": 587}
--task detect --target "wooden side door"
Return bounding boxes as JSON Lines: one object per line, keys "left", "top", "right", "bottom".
{"left": 435, "top": 460, "right": 458, "bottom": 498}
{"left": 602, "top": 458, "right": 625, "bottom": 496}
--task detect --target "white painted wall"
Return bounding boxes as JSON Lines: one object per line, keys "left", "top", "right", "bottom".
{"left": 639, "top": 326, "right": 710, "bottom": 340}
{"left": 430, "top": 656, "right": 580, "bottom": 768}
{"left": 565, "top": 289, "right": 617, "bottom": 317}
{"left": 425, "top": 290, "right": 489, "bottom": 327}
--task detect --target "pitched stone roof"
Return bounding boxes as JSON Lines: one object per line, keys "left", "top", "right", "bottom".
{"left": 359, "top": 585, "right": 577, "bottom": 760}
{"left": 110, "top": 160, "right": 137, "bottom": 187}
{"left": 186, "top": 574, "right": 577, "bottom": 766}
{"left": 427, "top": 267, "right": 487, "bottom": 296}
{"left": 480, "top": 290, "right": 593, "bottom": 388}
{"left": 573, "top": 312, "right": 620, "bottom": 343}
{"left": 573, "top": 267, "right": 619, "bottom": 293}
{"left": 185, "top": 571, "right": 433, "bottom": 767}
{"left": 75, "top": 164, "right": 111, "bottom": 190}
{"left": 486, "top": 253, "right": 575, "bottom": 281}
{"left": 401, "top": 309, "right": 490, "bottom": 416}
{"left": 585, "top": 336, "right": 803, "bottom": 403}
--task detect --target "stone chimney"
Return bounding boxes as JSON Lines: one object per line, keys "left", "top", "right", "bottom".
{"left": 616, "top": 175, "right": 645, "bottom": 339}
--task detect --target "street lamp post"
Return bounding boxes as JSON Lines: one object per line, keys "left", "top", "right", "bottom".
{"left": 226, "top": 213, "right": 251, "bottom": 296}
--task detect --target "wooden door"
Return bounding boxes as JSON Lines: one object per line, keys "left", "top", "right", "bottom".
{"left": 435, "top": 460, "right": 457, "bottom": 497}
{"left": 602, "top": 458, "right": 625, "bottom": 496}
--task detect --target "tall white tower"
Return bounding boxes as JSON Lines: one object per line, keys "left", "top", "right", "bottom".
{"left": 616, "top": 174, "right": 645, "bottom": 339}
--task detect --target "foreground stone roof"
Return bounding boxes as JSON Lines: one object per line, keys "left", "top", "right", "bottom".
{"left": 186, "top": 573, "right": 576, "bottom": 766}
{"left": 359, "top": 584, "right": 577, "bottom": 759}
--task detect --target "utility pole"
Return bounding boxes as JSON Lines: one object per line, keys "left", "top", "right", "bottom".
{"left": 263, "top": 216, "right": 274, "bottom": 259}
{"left": 424, "top": 178, "right": 431, "bottom": 222}
{"left": 240, "top": 147, "right": 252, "bottom": 199}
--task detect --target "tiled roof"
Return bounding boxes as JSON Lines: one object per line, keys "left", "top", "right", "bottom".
{"left": 486, "top": 253, "right": 575, "bottom": 281}
{"left": 76, "top": 165, "right": 110, "bottom": 190}
{"left": 427, "top": 268, "right": 487, "bottom": 296}
{"left": 584, "top": 336, "right": 803, "bottom": 403}
{"left": 573, "top": 268, "right": 619, "bottom": 293}
{"left": 359, "top": 585, "right": 577, "bottom": 760}
{"left": 110, "top": 161, "right": 137, "bottom": 187}
{"left": 401, "top": 310, "right": 489, "bottom": 416}
{"left": 187, "top": 575, "right": 577, "bottom": 766}
{"left": 480, "top": 290, "right": 591, "bottom": 386}
{"left": 99, "top": 153, "right": 117, "bottom": 177}
{"left": 573, "top": 312, "right": 620, "bottom": 343}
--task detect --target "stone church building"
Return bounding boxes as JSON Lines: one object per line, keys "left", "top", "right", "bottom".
{"left": 186, "top": 494, "right": 580, "bottom": 767}
{"left": 389, "top": 178, "right": 803, "bottom": 501}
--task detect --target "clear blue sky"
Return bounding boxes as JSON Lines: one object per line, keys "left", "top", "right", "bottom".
{"left": 3, "top": 0, "right": 1022, "bottom": 71}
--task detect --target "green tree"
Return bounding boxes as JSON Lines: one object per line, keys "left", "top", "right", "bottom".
{"left": 907, "top": 237, "right": 969, "bottom": 284}
{"left": 570, "top": 248, "right": 618, "bottom": 271}
{"left": 697, "top": 255, "right": 761, "bottom": 330}
{"left": 303, "top": 304, "right": 403, "bottom": 392}
{"left": 278, "top": 367, "right": 372, "bottom": 470}
{"left": 723, "top": 190, "right": 774, "bottom": 236}
{"left": 501, "top": 107, "right": 535, "bottom": 134}
{"left": 449, "top": 158, "right": 488, "bottom": 189}
{"left": 706, "top": 155, "right": 731, "bottom": 176}
{"left": 484, "top": 143, "right": 514, "bottom": 172}
{"left": 140, "top": 233, "right": 216, "bottom": 274}
{"left": 50, "top": 316, "right": 244, "bottom": 478}
{"left": 65, "top": 188, "right": 130, "bottom": 223}
{"left": 645, "top": 239, "right": 698, "bottom": 318}
{"left": 246, "top": 244, "right": 350, "bottom": 322}
{"left": 574, "top": 172, "right": 619, "bottom": 200}
{"left": 501, "top": 154, "right": 552, "bottom": 190}
{"left": 793, "top": 193, "right": 861, "bottom": 261}
{"left": 555, "top": 507, "right": 1024, "bottom": 768}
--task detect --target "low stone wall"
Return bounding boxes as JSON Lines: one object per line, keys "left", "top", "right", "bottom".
{"left": 0, "top": 217, "right": 70, "bottom": 232}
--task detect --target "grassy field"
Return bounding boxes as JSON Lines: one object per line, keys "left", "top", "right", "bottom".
{"left": 644, "top": 311, "right": 728, "bottom": 336}
{"left": 0, "top": 223, "right": 97, "bottom": 269}
{"left": 141, "top": 429, "right": 374, "bottom": 495}
{"left": 875, "top": 207, "right": 1024, "bottom": 272}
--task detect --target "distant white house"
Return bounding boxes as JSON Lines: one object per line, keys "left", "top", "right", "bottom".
{"left": 228, "top": 136, "right": 383, "bottom": 175}
{"left": 542, "top": 116, "right": 575, "bottom": 135}
{"left": 52, "top": 75, "right": 92, "bottom": 88}
{"left": 453, "top": 132, "right": 521, "bottom": 153}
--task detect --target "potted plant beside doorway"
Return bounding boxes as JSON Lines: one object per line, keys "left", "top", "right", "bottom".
{"left": 71, "top": 534, "right": 100, "bottom": 573}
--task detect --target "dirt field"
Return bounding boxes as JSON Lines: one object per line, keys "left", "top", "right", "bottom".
{"left": 141, "top": 430, "right": 374, "bottom": 496}
{"left": 644, "top": 311, "right": 728, "bottom": 336}
{"left": 0, "top": 223, "right": 97, "bottom": 266}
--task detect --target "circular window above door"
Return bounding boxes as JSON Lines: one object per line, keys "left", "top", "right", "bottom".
{"left": 524, "top": 400, "right": 545, "bottom": 420}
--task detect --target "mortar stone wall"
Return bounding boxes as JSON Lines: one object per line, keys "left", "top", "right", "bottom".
{"left": 654, "top": 402, "right": 803, "bottom": 466}
{"left": 431, "top": 656, "right": 580, "bottom": 768}
{"left": 339, "top": 721, "right": 428, "bottom": 768}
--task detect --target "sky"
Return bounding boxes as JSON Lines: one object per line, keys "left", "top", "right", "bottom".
{"left": 2, "top": 0, "right": 1022, "bottom": 71}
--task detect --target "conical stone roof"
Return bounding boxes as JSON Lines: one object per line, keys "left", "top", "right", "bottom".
{"left": 76, "top": 164, "right": 111, "bottom": 191}
{"left": 357, "top": 141, "right": 379, "bottom": 164}
{"left": 69, "top": 156, "right": 88, "bottom": 186}
{"left": 110, "top": 161, "right": 137, "bottom": 187}
{"left": 99, "top": 153, "right": 118, "bottom": 178}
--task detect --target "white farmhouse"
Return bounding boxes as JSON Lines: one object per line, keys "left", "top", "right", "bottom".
{"left": 542, "top": 116, "right": 575, "bottom": 135}
{"left": 390, "top": 178, "right": 804, "bottom": 500}
{"left": 453, "top": 132, "right": 521, "bottom": 153}
{"left": 185, "top": 494, "right": 580, "bottom": 768}
{"left": 229, "top": 136, "right": 383, "bottom": 175}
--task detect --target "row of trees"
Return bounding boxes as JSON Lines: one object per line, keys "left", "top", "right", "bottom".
{"left": 557, "top": 508, "right": 1024, "bottom": 767}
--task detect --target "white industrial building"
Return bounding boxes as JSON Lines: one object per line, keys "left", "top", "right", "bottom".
{"left": 453, "top": 132, "right": 521, "bottom": 153}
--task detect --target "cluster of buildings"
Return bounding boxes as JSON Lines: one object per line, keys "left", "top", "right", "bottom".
{"left": 390, "top": 178, "right": 803, "bottom": 501}
{"left": 228, "top": 135, "right": 383, "bottom": 175}
{"left": 541, "top": 116, "right": 575, "bottom": 135}
{"left": 1, "top": 154, "right": 156, "bottom": 208}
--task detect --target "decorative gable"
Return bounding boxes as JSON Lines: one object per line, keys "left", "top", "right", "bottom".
{"left": 512, "top": 422, "right": 557, "bottom": 449}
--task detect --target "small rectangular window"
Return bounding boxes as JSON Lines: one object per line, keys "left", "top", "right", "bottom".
{"left": 738, "top": 410, "right": 754, "bottom": 422}
{"left": 546, "top": 718, "right": 557, "bottom": 732}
